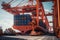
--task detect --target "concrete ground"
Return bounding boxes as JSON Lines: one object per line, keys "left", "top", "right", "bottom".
{"left": 0, "top": 35, "right": 60, "bottom": 40}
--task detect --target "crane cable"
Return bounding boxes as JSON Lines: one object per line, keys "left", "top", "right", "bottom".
{"left": 16, "top": 0, "right": 31, "bottom": 7}
{"left": 8, "top": 0, "right": 14, "bottom": 4}
{"left": 19, "top": 0, "right": 28, "bottom": 6}
{"left": 16, "top": 0, "right": 24, "bottom": 7}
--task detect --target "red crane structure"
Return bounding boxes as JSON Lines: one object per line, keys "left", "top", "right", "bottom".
{"left": 1, "top": 0, "right": 60, "bottom": 38}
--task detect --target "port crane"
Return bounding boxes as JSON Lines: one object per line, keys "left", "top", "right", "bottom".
{"left": 1, "top": 0, "right": 60, "bottom": 38}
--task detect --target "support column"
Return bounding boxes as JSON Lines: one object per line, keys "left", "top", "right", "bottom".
{"left": 57, "top": 0, "right": 60, "bottom": 38}
{"left": 57, "top": 0, "right": 60, "bottom": 27}
{"left": 36, "top": 0, "right": 39, "bottom": 26}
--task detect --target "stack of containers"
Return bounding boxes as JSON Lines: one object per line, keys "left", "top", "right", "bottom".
{"left": 14, "top": 14, "right": 32, "bottom": 26}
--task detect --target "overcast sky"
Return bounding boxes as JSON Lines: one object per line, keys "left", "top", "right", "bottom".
{"left": 0, "top": 0, "right": 53, "bottom": 31}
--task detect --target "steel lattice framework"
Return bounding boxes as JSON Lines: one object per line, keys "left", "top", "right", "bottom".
{"left": 1, "top": 0, "right": 60, "bottom": 38}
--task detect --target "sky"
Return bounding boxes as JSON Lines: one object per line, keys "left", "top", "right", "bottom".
{"left": 0, "top": 0, "right": 53, "bottom": 31}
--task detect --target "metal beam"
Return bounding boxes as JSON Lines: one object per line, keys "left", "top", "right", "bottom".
{"left": 39, "top": 0, "right": 53, "bottom": 2}
{"left": 57, "top": 0, "right": 60, "bottom": 26}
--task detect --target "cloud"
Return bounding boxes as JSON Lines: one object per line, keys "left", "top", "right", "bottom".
{"left": 45, "top": 9, "right": 50, "bottom": 12}
{"left": 45, "top": 9, "right": 52, "bottom": 13}
{"left": 0, "top": 9, "right": 14, "bottom": 31}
